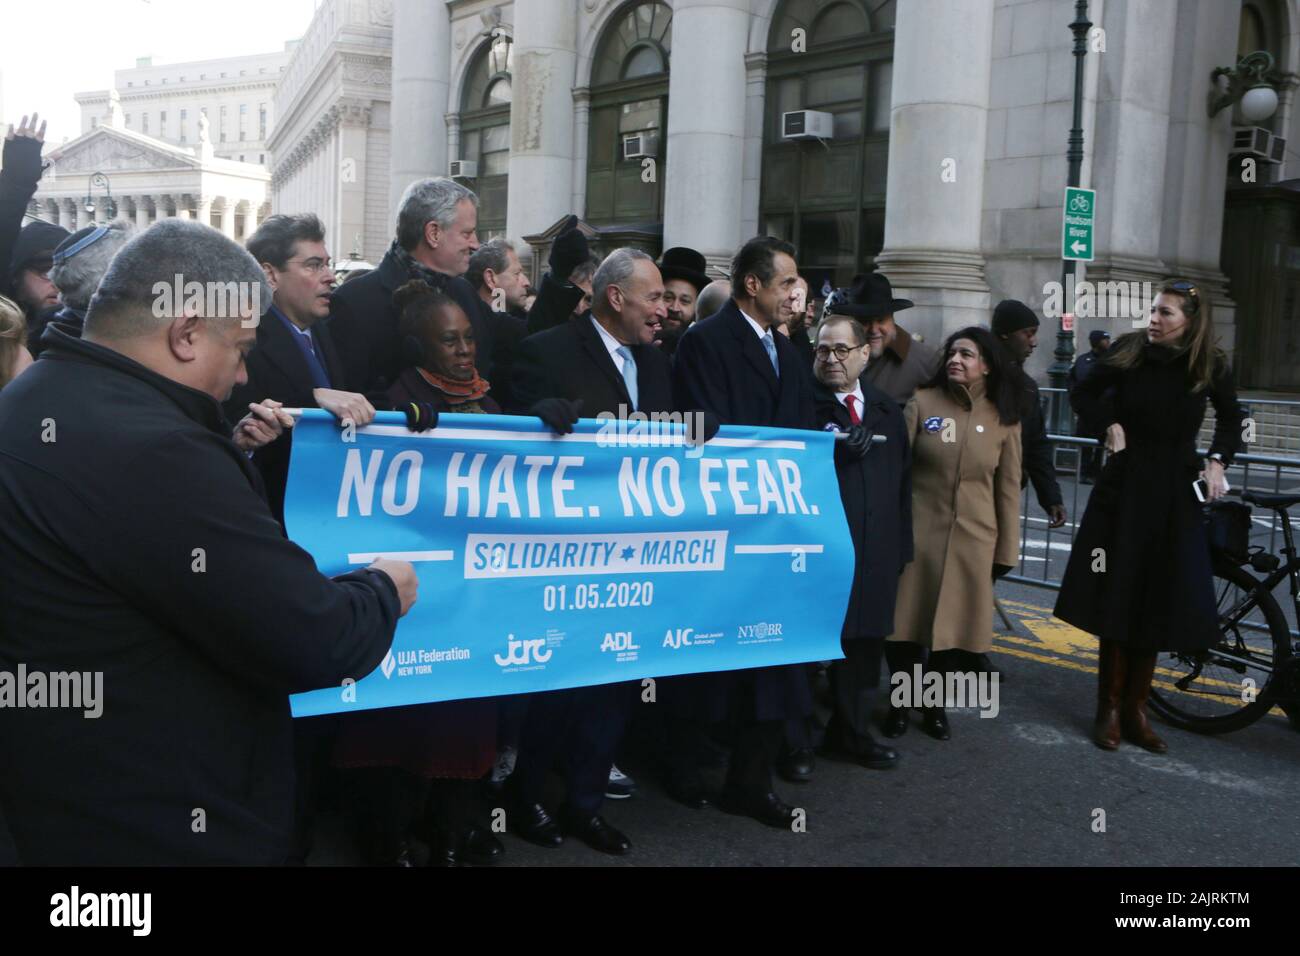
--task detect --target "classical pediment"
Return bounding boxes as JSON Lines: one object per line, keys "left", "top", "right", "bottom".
{"left": 49, "top": 128, "right": 199, "bottom": 176}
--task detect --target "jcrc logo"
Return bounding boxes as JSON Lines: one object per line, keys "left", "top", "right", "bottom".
{"left": 737, "top": 622, "right": 783, "bottom": 639}
{"left": 663, "top": 628, "right": 694, "bottom": 649}
{"left": 600, "top": 631, "right": 639, "bottom": 652}
{"left": 494, "top": 635, "right": 552, "bottom": 668}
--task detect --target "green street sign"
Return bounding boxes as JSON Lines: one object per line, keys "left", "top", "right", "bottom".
{"left": 1062, "top": 187, "right": 1095, "bottom": 261}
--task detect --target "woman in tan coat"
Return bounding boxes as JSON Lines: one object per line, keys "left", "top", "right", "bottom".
{"left": 884, "top": 326, "right": 1022, "bottom": 740}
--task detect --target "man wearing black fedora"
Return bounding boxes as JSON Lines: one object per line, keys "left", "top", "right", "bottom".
{"left": 829, "top": 273, "right": 939, "bottom": 406}
{"left": 656, "top": 246, "right": 710, "bottom": 355}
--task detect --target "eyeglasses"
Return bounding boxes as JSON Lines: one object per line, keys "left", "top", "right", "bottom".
{"left": 287, "top": 257, "right": 334, "bottom": 275}
{"left": 815, "top": 344, "right": 859, "bottom": 361}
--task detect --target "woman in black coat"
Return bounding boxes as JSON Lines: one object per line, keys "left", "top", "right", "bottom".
{"left": 812, "top": 315, "right": 912, "bottom": 769}
{"left": 1054, "top": 280, "right": 1244, "bottom": 754}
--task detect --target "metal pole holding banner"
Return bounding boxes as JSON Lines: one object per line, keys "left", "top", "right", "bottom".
{"left": 276, "top": 408, "right": 885, "bottom": 443}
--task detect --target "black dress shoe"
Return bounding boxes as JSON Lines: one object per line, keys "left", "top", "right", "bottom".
{"left": 922, "top": 707, "right": 951, "bottom": 740}
{"left": 462, "top": 826, "right": 505, "bottom": 865}
{"left": 561, "top": 812, "right": 631, "bottom": 855}
{"left": 859, "top": 735, "right": 900, "bottom": 770}
{"left": 511, "top": 801, "right": 564, "bottom": 848}
{"left": 882, "top": 705, "right": 909, "bottom": 738}
{"left": 718, "top": 789, "right": 798, "bottom": 829}
{"left": 664, "top": 775, "right": 712, "bottom": 810}
{"left": 776, "top": 747, "right": 815, "bottom": 784}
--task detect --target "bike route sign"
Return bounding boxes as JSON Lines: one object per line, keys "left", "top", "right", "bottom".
{"left": 1062, "top": 187, "right": 1095, "bottom": 261}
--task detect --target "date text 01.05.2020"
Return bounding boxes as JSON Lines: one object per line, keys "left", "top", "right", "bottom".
{"left": 542, "top": 581, "right": 655, "bottom": 611}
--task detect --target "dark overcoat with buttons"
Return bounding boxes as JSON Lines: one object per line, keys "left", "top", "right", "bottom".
{"left": 814, "top": 376, "right": 913, "bottom": 640}
{"left": 1054, "top": 338, "right": 1244, "bottom": 651}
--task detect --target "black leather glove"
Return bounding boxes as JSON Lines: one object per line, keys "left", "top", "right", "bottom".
{"left": 402, "top": 402, "right": 438, "bottom": 432}
{"left": 993, "top": 563, "right": 1014, "bottom": 581}
{"left": 0, "top": 134, "right": 45, "bottom": 200}
{"left": 530, "top": 397, "right": 583, "bottom": 435}
{"left": 842, "top": 424, "right": 872, "bottom": 461}
{"left": 548, "top": 214, "right": 589, "bottom": 281}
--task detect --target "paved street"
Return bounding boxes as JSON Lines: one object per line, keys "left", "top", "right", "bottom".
{"left": 311, "top": 574, "right": 1300, "bottom": 867}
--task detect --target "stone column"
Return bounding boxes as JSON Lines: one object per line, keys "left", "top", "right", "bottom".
{"left": 570, "top": 87, "right": 591, "bottom": 217}
{"left": 874, "top": 0, "right": 997, "bottom": 339}
{"left": 55, "top": 199, "right": 70, "bottom": 230}
{"left": 175, "top": 195, "right": 192, "bottom": 220}
{"left": 247, "top": 200, "right": 263, "bottom": 236}
{"left": 134, "top": 197, "right": 151, "bottom": 230}
{"left": 1086, "top": 0, "right": 1178, "bottom": 297}
{"left": 218, "top": 198, "right": 236, "bottom": 237}
{"left": 389, "top": 0, "right": 452, "bottom": 219}
{"left": 662, "top": 0, "right": 750, "bottom": 271}
{"left": 338, "top": 102, "right": 371, "bottom": 260}
{"left": 75, "top": 201, "right": 90, "bottom": 230}
{"left": 740, "top": 52, "right": 768, "bottom": 243}
{"left": 1155, "top": 0, "right": 1243, "bottom": 353}
{"left": 197, "top": 195, "right": 215, "bottom": 230}
{"left": 506, "top": 0, "right": 579, "bottom": 261}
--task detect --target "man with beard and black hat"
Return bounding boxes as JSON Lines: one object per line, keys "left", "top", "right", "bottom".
{"left": 836, "top": 273, "right": 940, "bottom": 405}
{"left": 655, "top": 246, "right": 709, "bottom": 355}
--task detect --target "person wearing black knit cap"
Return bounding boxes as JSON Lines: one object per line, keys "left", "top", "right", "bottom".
{"left": 991, "top": 299, "right": 1066, "bottom": 530}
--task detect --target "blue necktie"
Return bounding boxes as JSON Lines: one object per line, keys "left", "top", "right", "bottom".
{"left": 762, "top": 331, "right": 780, "bottom": 378}
{"left": 616, "top": 345, "right": 638, "bottom": 411}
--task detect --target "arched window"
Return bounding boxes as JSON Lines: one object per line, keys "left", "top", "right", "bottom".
{"left": 459, "top": 33, "right": 513, "bottom": 238}
{"left": 762, "top": 0, "right": 895, "bottom": 288}
{"left": 586, "top": 1, "right": 672, "bottom": 226}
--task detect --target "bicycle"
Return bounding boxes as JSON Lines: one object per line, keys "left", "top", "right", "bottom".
{"left": 1148, "top": 490, "right": 1300, "bottom": 734}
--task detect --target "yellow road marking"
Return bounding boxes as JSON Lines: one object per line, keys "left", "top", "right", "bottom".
{"left": 990, "top": 598, "right": 1289, "bottom": 718}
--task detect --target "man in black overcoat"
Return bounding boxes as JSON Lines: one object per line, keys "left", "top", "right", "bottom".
{"left": 0, "top": 220, "right": 416, "bottom": 865}
{"left": 505, "top": 248, "right": 675, "bottom": 856}
{"left": 670, "top": 235, "right": 817, "bottom": 828}
{"left": 326, "top": 178, "right": 490, "bottom": 394}
{"left": 812, "top": 314, "right": 911, "bottom": 769}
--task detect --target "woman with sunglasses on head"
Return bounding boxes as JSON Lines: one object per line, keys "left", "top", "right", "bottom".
{"left": 1055, "top": 280, "right": 1244, "bottom": 754}
{"left": 884, "top": 327, "right": 1022, "bottom": 740}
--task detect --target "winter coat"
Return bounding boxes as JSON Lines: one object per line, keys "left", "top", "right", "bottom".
{"left": 814, "top": 377, "right": 913, "bottom": 640}
{"left": 1054, "top": 338, "right": 1244, "bottom": 650}
{"left": 888, "top": 378, "right": 1022, "bottom": 653}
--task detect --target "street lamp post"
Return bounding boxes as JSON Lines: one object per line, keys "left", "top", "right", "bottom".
{"left": 1049, "top": 0, "right": 1091, "bottom": 435}
{"left": 84, "top": 171, "right": 115, "bottom": 224}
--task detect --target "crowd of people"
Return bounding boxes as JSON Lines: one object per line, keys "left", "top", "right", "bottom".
{"left": 0, "top": 110, "right": 1244, "bottom": 866}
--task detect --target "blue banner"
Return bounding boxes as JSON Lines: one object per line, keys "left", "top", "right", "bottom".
{"left": 284, "top": 410, "right": 853, "bottom": 717}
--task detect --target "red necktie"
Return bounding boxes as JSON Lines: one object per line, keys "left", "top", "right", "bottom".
{"left": 845, "top": 394, "right": 861, "bottom": 424}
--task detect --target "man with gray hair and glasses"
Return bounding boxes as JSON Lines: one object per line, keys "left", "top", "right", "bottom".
{"left": 328, "top": 177, "right": 488, "bottom": 395}
{"left": 0, "top": 219, "right": 416, "bottom": 864}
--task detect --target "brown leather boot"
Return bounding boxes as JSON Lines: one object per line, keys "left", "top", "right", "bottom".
{"left": 1092, "top": 640, "right": 1125, "bottom": 750}
{"left": 1121, "top": 649, "right": 1168, "bottom": 753}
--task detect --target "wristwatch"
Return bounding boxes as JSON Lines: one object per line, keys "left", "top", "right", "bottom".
{"left": 1207, "top": 453, "right": 1225, "bottom": 465}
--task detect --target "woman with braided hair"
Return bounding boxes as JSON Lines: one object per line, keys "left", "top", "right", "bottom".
{"left": 330, "top": 279, "right": 501, "bottom": 867}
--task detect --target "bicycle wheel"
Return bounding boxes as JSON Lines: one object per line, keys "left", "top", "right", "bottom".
{"left": 1148, "top": 562, "right": 1292, "bottom": 734}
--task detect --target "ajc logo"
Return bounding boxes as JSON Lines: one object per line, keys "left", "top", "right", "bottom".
{"left": 923, "top": 416, "right": 944, "bottom": 433}
{"left": 494, "top": 634, "right": 553, "bottom": 667}
{"left": 663, "top": 628, "right": 694, "bottom": 649}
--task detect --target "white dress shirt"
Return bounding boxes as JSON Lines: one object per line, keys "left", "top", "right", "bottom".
{"left": 590, "top": 314, "right": 629, "bottom": 374}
